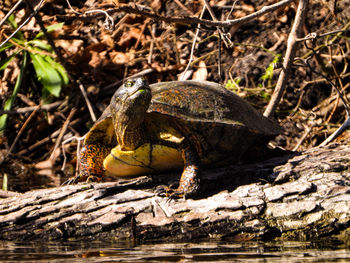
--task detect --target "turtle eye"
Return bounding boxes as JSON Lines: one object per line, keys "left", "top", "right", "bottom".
{"left": 125, "top": 80, "right": 135, "bottom": 88}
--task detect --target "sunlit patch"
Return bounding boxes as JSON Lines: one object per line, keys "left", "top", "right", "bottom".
{"left": 159, "top": 132, "right": 183, "bottom": 143}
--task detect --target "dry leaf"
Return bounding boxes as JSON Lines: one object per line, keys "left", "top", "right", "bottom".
{"left": 177, "top": 70, "right": 193, "bottom": 81}
{"left": 56, "top": 40, "right": 84, "bottom": 57}
{"left": 89, "top": 50, "right": 107, "bottom": 69}
{"left": 35, "top": 159, "right": 53, "bottom": 170}
{"left": 278, "top": 14, "right": 288, "bottom": 23}
{"left": 151, "top": 0, "right": 162, "bottom": 10}
{"left": 117, "top": 28, "right": 142, "bottom": 48}
{"left": 101, "top": 31, "right": 115, "bottom": 48}
{"left": 192, "top": 61, "right": 207, "bottom": 81}
{"left": 242, "top": 4, "right": 255, "bottom": 12}
{"left": 110, "top": 51, "right": 134, "bottom": 64}
{"left": 73, "top": 42, "right": 107, "bottom": 65}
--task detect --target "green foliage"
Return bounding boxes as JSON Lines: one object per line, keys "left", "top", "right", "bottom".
{"left": 0, "top": 50, "right": 20, "bottom": 70}
{"left": 34, "top": 23, "right": 65, "bottom": 39}
{"left": 30, "top": 53, "right": 68, "bottom": 98}
{"left": 260, "top": 90, "right": 271, "bottom": 101}
{"left": 225, "top": 78, "right": 241, "bottom": 92}
{"left": 0, "top": 16, "right": 68, "bottom": 134}
{"left": 261, "top": 54, "right": 281, "bottom": 81}
{"left": 0, "top": 51, "right": 27, "bottom": 134}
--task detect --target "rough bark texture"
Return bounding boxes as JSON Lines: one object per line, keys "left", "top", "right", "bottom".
{"left": 1, "top": 143, "right": 350, "bottom": 242}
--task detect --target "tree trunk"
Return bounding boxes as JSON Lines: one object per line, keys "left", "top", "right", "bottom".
{"left": 1, "top": 143, "right": 350, "bottom": 242}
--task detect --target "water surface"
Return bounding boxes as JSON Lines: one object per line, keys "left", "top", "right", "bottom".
{"left": 1, "top": 239, "right": 349, "bottom": 262}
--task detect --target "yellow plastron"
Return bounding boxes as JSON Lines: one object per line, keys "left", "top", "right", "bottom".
{"left": 103, "top": 143, "right": 183, "bottom": 176}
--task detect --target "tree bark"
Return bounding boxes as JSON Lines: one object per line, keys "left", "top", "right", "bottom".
{"left": 1, "top": 143, "right": 350, "bottom": 242}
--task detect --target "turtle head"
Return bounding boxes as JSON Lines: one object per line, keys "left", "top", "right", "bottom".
{"left": 111, "top": 77, "right": 152, "bottom": 150}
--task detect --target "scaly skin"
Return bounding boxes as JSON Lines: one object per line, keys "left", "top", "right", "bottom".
{"left": 177, "top": 146, "right": 200, "bottom": 196}
{"left": 64, "top": 144, "right": 110, "bottom": 184}
{"left": 79, "top": 144, "right": 110, "bottom": 182}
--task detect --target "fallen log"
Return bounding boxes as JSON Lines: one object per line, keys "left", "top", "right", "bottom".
{"left": 1, "top": 143, "right": 350, "bottom": 242}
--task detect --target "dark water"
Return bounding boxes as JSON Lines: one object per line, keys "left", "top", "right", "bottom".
{"left": 1, "top": 239, "right": 349, "bottom": 262}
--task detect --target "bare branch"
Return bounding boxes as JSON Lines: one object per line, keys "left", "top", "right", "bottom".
{"left": 5, "top": 105, "right": 41, "bottom": 162}
{"left": 180, "top": 6, "right": 206, "bottom": 80}
{"left": 90, "top": 0, "right": 296, "bottom": 29}
{"left": 264, "top": 0, "right": 309, "bottom": 118}
{"left": 202, "top": 0, "right": 232, "bottom": 48}
{"left": 78, "top": 82, "right": 97, "bottom": 122}
{"left": 49, "top": 108, "right": 77, "bottom": 161}
{"left": 297, "top": 29, "right": 350, "bottom": 42}
{"left": 0, "top": 101, "right": 63, "bottom": 115}
{"left": 64, "top": 0, "right": 114, "bottom": 29}
{"left": 320, "top": 119, "right": 350, "bottom": 147}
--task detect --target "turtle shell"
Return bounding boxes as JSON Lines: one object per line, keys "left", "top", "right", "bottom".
{"left": 85, "top": 80, "right": 281, "bottom": 163}
{"left": 84, "top": 105, "right": 115, "bottom": 146}
{"left": 143, "top": 80, "right": 282, "bottom": 163}
{"left": 148, "top": 80, "right": 281, "bottom": 136}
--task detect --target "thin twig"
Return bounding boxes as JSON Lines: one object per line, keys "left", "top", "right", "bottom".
{"left": 226, "top": 0, "right": 238, "bottom": 20}
{"left": 300, "top": 40, "right": 350, "bottom": 146}
{"left": 320, "top": 119, "right": 350, "bottom": 147}
{"left": 16, "top": 118, "right": 80, "bottom": 156}
{"left": 17, "top": 129, "right": 60, "bottom": 156}
{"left": 64, "top": 0, "right": 114, "bottom": 29}
{"left": 0, "top": 101, "right": 63, "bottom": 115}
{"left": 264, "top": 0, "right": 309, "bottom": 118}
{"left": 0, "top": 0, "right": 45, "bottom": 50}
{"left": 172, "top": 27, "right": 181, "bottom": 65}
{"left": 296, "top": 29, "right": 350, "bottom": 42}
{"left": 0, "top": 0, "right": 24, "bottom": 28}
{"left": 135, "top": 18, "right": 149, "bottom": 49}
{"left": 61, "top": 135, "right": 85, "bottom": 176}
{"left": 202, "top": 0, "right": 232, "bottom": 48}
{"left": 174, "top": 0, "right": 195, "bottom": 16}
{"left": 147, "top": 23, "right": 156, "bottom": 64}
{"left": 7, "top": 105, "right": 41, "bottom": 158}
{"left": 292, "top": 123, "right": 314, "bottom": 151}
{"left": 325, "top": 95, "right": 339, "bottom": 124}
{"left": 49, "top": 108, "right": 77, "bottom": 161}
{"left": 330, "top": 49, "right": 349, "bottom": 116}
{"left": 218, "top": 35, "right": 222, "bottom": 81}
{"left": 180, "top": 5, "right": 206, "bottom": 80}
{"left": 317, "top": 48, "right": 350, "bottom": 146}
{"left": 78, "top": 81, "right": 97, "bottom": 122}
{"left": 73, "top": 0, "right": 295, "bottom": 29}
{"left": 299, "top": 21, "right": 350, "bottom": 61}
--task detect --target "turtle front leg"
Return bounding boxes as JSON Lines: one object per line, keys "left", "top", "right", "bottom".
{"left": 157, "top": 143, "right": 201, "bottom": 199}
{"left": 63, "top": 144, "right": 109, "bottom": 185}
{"left": 176, "top": 146, "right": 200, "bottom": 196}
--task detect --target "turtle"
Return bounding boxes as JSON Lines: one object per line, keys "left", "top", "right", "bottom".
{"left": 67, "top": 77, "right": 282, "bottom": 198}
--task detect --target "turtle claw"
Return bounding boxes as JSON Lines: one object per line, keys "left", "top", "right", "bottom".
{"left": 155, "top": 185, "right": 185, "bottom": 201}
{"left": 155, "top": 184, "right": 170, "bottom": 197}
{"left": 62, "top": 174, "right": 101, "bottom": 186}
{"left": 62, "top": 176, "right": 80, "bottom": 185}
